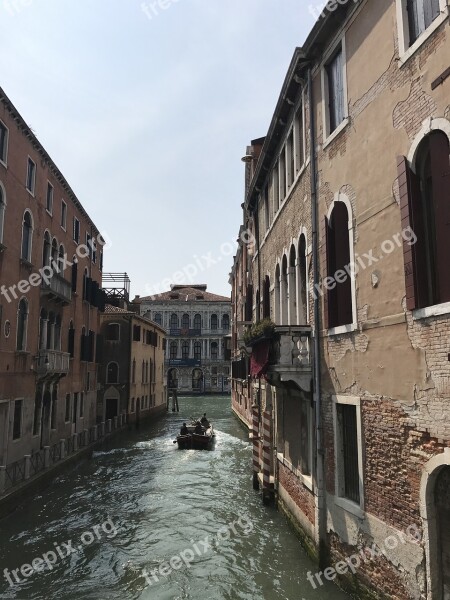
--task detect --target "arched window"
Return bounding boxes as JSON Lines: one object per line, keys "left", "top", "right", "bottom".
{"left": 181, "top": 314, "right": 190, "bottom": 329}
{"left": 68, "top": 320, "right": 75, "bottom": 357}
{"left": 194, "top": 341, "right": 201, "bottom": 360}
{"left": 274, "top": 264, "right": 281, "bottom": 324}
{"left": 39, "top": 308, "right": 47, "bottom": 350}
{"left": 55, "top": 315, "right": 62, "bottom": 351}
{"left": 182, "top": 341, "right": 190, "bottom": 359}
{"left": 263, "top": 276, "right": 271, "bottom": 319}
{"left": 42, "top": 231, "right": 51, "bottom": 267}
{"left": 298, "top": 234, "right": 308, "bottom": 324}
{"left": 281, "top": 255, "right": 288, "bottom": 324}
{"left": 154, "top": 313, "right": 162, "bottom": 326}
{"left": 51, "top": 238, "right": 58, "bottom": 268}
{"left": 211, "top": 342, "right": 218, "bottom": 361}
{"left": 194, "top": 314, "right": 201, "bottom": 330}
{"left": 21, "top": 211, "right": 33, "bottom": 262}
{"left": 107, "top": 323, "right": 120, "bottom": 341}
{"left": 58, "top": 244, "right": 65, "bottom": 272}
{"left": 47, "top": 312, "right": 55, "bottom": 350}
{"left": 211, "top": 314, "right": 218, "bottom": 330}
{"left": 71, "top": 257, "right": 78, "bottom": 293}
{"left": 400, "top": 130, "right": 450, "bottom": 308}
{"left": 107, "top": 362, "right": 119, "bottom": 384}
{"left": 170, "top": 341, "right": 178, "bottom": 360}
{"left": 289, "top": 245, "right": 297, "bottom": 325}
{"left": 82, "top": 268, "right": 88, "bottom": 300}
{"left": 324, "top": 201, "right": 353, "bottom": 328}
{"left": 0, "top": 183, "right": 5, "bottom": 245}
{"left": 222, "top": 314, "right": 230, "bottom": 331}
{"left": 16, "top": 298, "right": 28, "bottom": 351}
{"left": 170, "top": 313, "right": 179, "bottom": 329}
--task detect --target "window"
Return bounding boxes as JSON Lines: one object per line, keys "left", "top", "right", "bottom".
{"left": 182, "top": 341, "right": 189, "bottom": 359}
{"left": 71, "top": 258, "right": 78, "bottom": 293}
{"left": 26, "top": 158, "right": 36, "bottom": 195}
{"left": 407, "top": 0, "right": 441, "bottom": 45}
{"left": 193, "top": 314, "right": 201, "bottom": 330}
{"left": 263, "top": 185, "right": 270, "bottom": 233}
{"left": 334, "top": 397, "right": 363, "bottom": 508}
{"left": 132, "top": 359, "right": 136, "bottom": 383}
{"left": 181, "top": 314, "right": 190, "bottom": 330}
{"left": 154, "top": 313, "right": 162, "bottom": 326}
{"left": 107, "top": 323, "right": 120, "bottom": 341}
{"left": 73, "top": 217, "right": 80, "bottom": 243}
{"left": 78, "top": 392, "right": 83, "bottom": 418}
{"left": 0, "top": 121, "right": 8, "bottom": 165}
{"left": 398, "top": 131, "right": 450, "bottom": 309}
{"left": 170, "top": 313, "right": 179, "bottom": 329}
{"left": 16, "top": 299, "right": 28, "bottom": 351}
{"left": 107, "top": 362, "right": 119, "bottom": 384}
{"left": 68, "top": 321, "right": 75, "bottom": 358}
{"left": 12, "top": 399, "right": 22, "bottom": 440}
{"left": 279, "top": 150, "right": 286, "bottom": 200}
{"left": 263, "top": 276, "right": 271, "bottom": 319}
{"left": 286, "top": 131, "right": 295, "bottom": 188}
{"left": 133, "top": 325, "right": 141, "bottom": 342}
{"left": 21, "top": 210, "right": 33, "bottom": 262}
{"left": 323, "top": 200, "right": 354, "bottom": 330}
{"left": 130, "top": 398, "right": 135, "bottom": 413}
{"left": 295, "top": 104, "right": 305, "bottom": 172}
{"left": 194, "top": 341, "right": 201, "bottom": 360}
{"left": 46, "top": 183, "right": 53, "bottom": 214}
{"left": 170, "top": 341, "right": 177, "bottom": 360}
{"left": 324, "top": 44, "right": 346, "bottom": 137}
{"left": 273, "top": 164, "right": 280, "bottom": 213}
{"left": 60, "top": 200, "right": 67, "bottom": 229}
{"left": 211, "top": 342, "right": 218, "bottom": 361}
{"left": 221, "top": 314, "right": 230, "bottom": 331}
{"left": 211, "top": 314, "right": 218, "bottom": 330}
{"left": 0, "top": 183, "right": 5, "bottom": 245}
{"left": 65, "top": 394, "right": 71, "bottom": 422}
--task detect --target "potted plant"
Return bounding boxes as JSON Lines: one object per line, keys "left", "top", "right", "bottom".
{"left": 243, "top": 318, "right": 276, "bottom": 347}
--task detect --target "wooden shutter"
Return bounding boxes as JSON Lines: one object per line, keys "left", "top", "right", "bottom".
{"left": 68, "top": 327, "right": 75, "bottom": 358}
{"left": 397, "top": 156, "right": 427, "bottom": 310}
{"left": 320, "top": 216, "right": 330, "bottom": 330}
{"left": 429, "top": 132, "right": 450, "bottom": 303}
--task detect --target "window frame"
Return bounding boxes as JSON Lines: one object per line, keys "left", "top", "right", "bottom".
{"left": 333, "top": 395, "right": 364, "bottom": 517}
{"left": 106, "top": 361, "right": 119, "bottom": 384}
{"left": 321, "top": 36, "right": 349, "bottom": 146}
{"left": 0, "top": 120, "right": 8, "bottom": 167}
{"left": 46, "top": 182, "right": 54, "bottom": 215}
{"left": 12, "top": 399, "right": 23, "bottom": 441}
{"left": 73, "top": 217, "right": 80, "bottom": 243}
{"left": 60, "top": 200, "right": 67, "bottom": 230}
{"left": 26, "top": 157, "right": 36, "bottom": 196}
{"left": 106, "top": 322, "right": 120, "bottom": 342}
{"left": 396, "top": 0, "right": 448, "bottom": 64}
{"left": 0, "top": 181, "right": 6, "bottom": 246}
{"left": 21, "top": 210, "right": 34, "bottom": 264}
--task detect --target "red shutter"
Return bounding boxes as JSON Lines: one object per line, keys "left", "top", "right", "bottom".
{"left": 320, "top": 216, "right": 330, "bottom": 330}
{"left": 397, "top": 156, "right": 427, "bottom": 310}
{"left": 429, "top": 132, "right": 450, "bottom": 303}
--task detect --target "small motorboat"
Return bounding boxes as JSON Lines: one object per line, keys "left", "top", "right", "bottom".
{"left": 176, "top": 419, "right": 215, "bottom": 450}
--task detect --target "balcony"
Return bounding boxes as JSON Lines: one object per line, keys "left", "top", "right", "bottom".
{"left": 246, "top": 325, "right": 312, "bottom": 393}
{"left": 35, "top": 350, "right": 70, "bottom": 378}
{"left": 41, "top": 273, "right": 72, "bottom": 305}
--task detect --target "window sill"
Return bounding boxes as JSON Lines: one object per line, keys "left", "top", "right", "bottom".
{"left": 19, "top": 258, "right": 34, "bottom": 270}
{"left": 327, "top": 322, "right": 358, "bottom": 336}
{"left": 413, "top": 301, "right": 450, "bottom": 320}
{"left": 323, "top": 117, "right": 350, "bottom": 149}
{"left": 45, "top": 209, "right": 53, "bottom": 217}
{"left": 0, "top": 159, "right": 7, "bottom": 169}
{"left": 26, "top": 188, "right": 35, "bottom": 198}
{"left": 277, "top": 452, "right": 313, "bottom": 491}
{"left": 334, "top": 496, "right": 365, "bottom": 519}
{"left": 399, "top": 11, "right": 448, "bottom": 67}
{"left": 0, "top": 242, "right": 6, "bottom": 252}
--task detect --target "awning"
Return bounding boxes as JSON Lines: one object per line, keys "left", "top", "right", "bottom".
{"left": 250, "top": 340, "right": 270, "bottom": 379}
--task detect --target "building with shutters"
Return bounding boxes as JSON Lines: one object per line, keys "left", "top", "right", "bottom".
{"left": 97, "top": 305, "right": 167, "bottom": 425}
{"left": 134, "top": 285, "right": 231, "bottom": 395}
{"left": 0, "top": 87, "right": 107, "bottom": 490}
{"left": 230, "top": 1, "right": 450, "bottom": 598}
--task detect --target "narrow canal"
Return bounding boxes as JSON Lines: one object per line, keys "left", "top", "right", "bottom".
{"left": 0, "top": 396, "right": 349, "bottom": 600}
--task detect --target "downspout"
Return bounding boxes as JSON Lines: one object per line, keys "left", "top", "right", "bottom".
{"left": 308, "top": 66, "right": 326, "bottom": 566}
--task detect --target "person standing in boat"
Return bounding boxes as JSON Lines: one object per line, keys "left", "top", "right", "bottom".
{"left": 200, "top": 413, "right": 209, "bottom": 427}
{"left": 180, "top": 423, "right": 189, "bottom": 436}
{"left": 194, "top": 421, "right": 204, "bottom": 435}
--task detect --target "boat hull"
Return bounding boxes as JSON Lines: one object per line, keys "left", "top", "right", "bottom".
{"left": 176, "top": 426, "right": 214, "bottom": 450}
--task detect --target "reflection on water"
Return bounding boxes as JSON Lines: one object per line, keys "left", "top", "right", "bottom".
{"left": 0, "top": 396, "right": 349, "bottom": 600}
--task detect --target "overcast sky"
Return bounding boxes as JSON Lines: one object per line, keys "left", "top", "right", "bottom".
{"left": 0, "top": 0, "right": 312, "bottom": 298}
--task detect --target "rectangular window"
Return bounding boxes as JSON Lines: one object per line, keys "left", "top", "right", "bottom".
{"left": 279, "top": 150, "right": 286, "bottom": 200}
{"left": 13, "top": 399, "right": 22, "bottom": 440}
{"left": 263, "top": 185, "right": 269, "bottom": 233}
{"left": 73, "top": 217, "right": 80, "bottom": 243}
{"left": 273, "top": 165, "right": 280, "bottom": 213}
{"left": 286, "top": 131, "right": 295, "bottom": 188}
{"left": 65, "top": 394, "right": 71, "bottom": 422}
{"left": 133, "top": 325, "right": 141, "bottom": 342}
{"left": 0, "top": 121, "right": 8, "bottom": 164}
{"left": 80, "top": 392, "right": 84, "bottom": 418}
{"left": 46, "top": 183, "right": 54, "bottom": 214}
{"left": 295, "top": 105, "right": 304, "bottom": 172}
{"left": 325, "top": 45, "right": 345, "bottom": 135}
{"left": 407, "top": 0, "right": 441, "bottom": 45}
{"left": 61, "top": 200, "right": 67, "bottom": 229}
{"left": 334, "top": 397, "right": 363, "bottom": 507}
{"left": 26, "top": 158, "right": 36, "bottom": 195}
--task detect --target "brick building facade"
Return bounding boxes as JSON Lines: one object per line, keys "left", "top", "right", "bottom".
{"left": 0, "top": 87, "right": 106, "bottom": 478}
{"left": 230, "top": 1, "right": 450, "bottom": 598}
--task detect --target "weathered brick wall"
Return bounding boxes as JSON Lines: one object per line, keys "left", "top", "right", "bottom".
{"left": 278, "top": 461, "right": 315, "bottom": 526}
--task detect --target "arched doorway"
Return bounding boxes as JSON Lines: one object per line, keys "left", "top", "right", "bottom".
{"left": 192, "top": 369, "right": 203, "bottom": 393}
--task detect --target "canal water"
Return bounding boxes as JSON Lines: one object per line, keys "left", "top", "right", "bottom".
{"left": 0, "top": 396, "right": 349, "bottom": 600}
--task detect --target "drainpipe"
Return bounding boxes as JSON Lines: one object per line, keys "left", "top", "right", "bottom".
{"left": 308, "top": 66, "right": 326, "bottom": 566}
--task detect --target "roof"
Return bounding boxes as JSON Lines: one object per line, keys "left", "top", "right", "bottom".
{"left": 102, "top": 304, "right": 167, "bottom": 333}
{"left": 137, "top": 286, "right": 231, "bottom": 303}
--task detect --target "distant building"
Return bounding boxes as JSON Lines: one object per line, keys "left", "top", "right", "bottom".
{"left": 97, "top": 305, "right": 166, "bottom": 424}
{"left": 135, "top": 285, "right": 231, "bottom": 395}
{"left": 0, "top": 87, "right": 106, "bottom": 487}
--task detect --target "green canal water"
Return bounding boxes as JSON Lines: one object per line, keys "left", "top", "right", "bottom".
{"left": 0, "top": 396, "right": 349, "bottom": 600}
